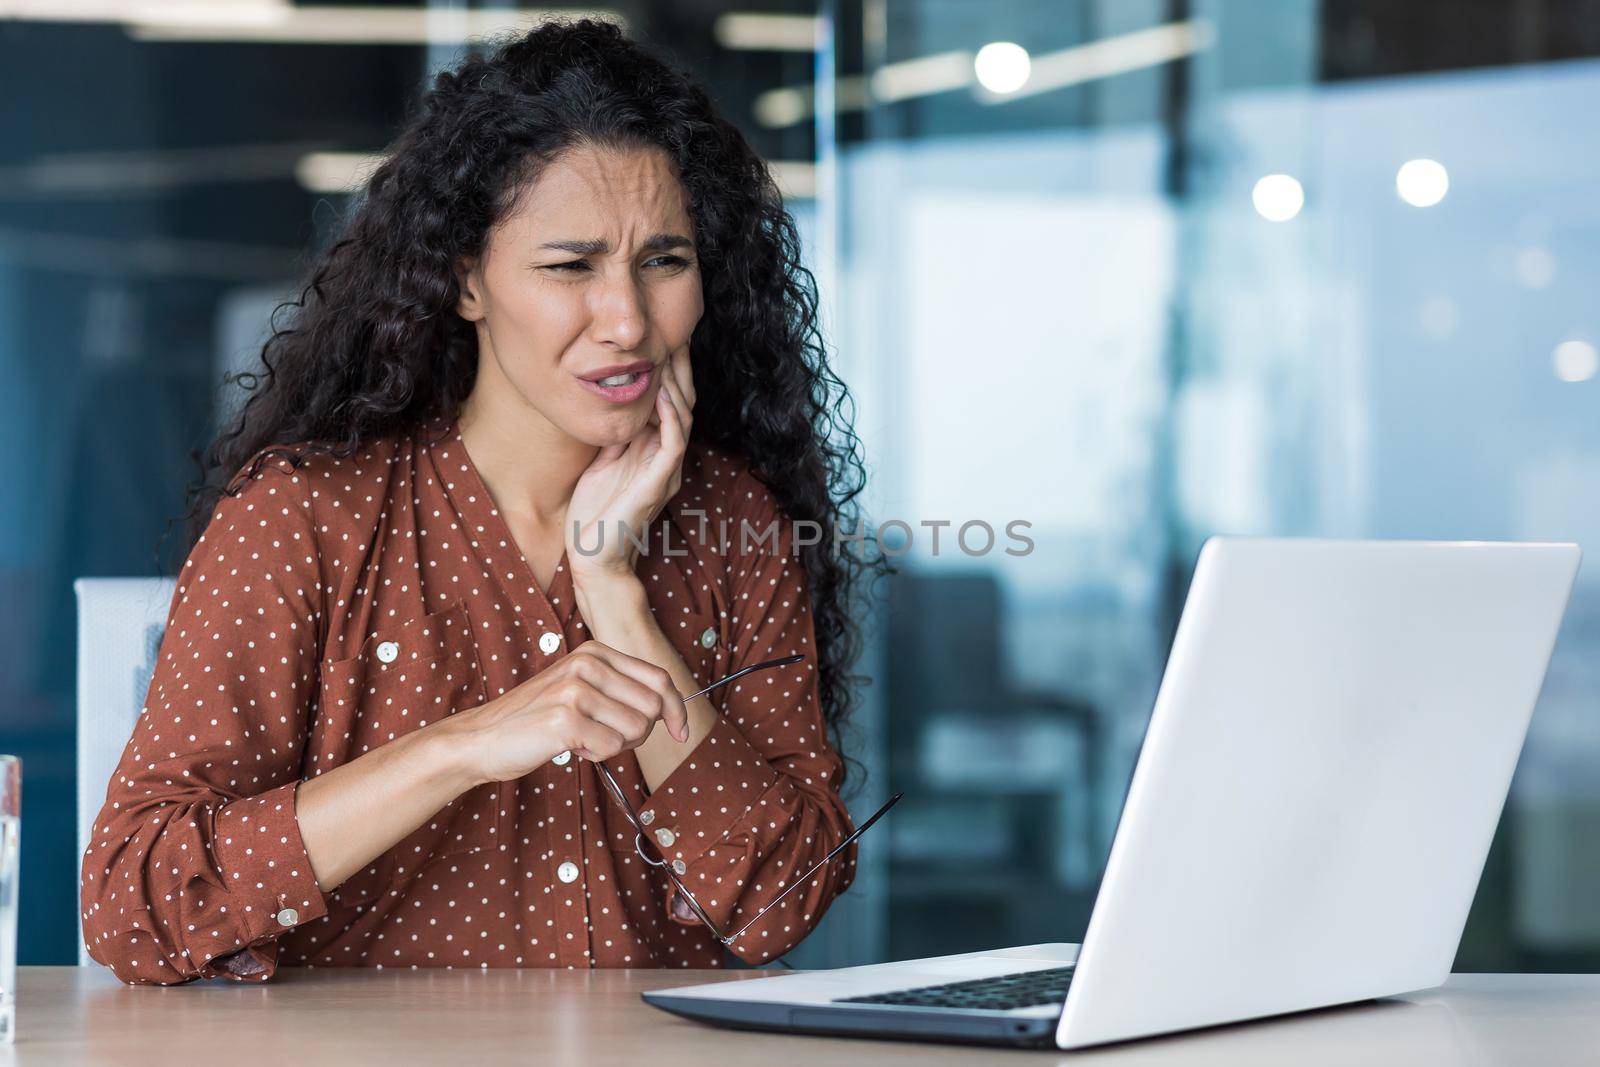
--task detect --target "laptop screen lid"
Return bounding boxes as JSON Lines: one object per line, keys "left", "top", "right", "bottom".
{"left": 1056, "top": 538, "right": 1581, "bottom": 1049}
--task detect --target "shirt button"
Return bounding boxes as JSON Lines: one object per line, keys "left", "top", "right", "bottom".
{"left": 539, "top": 631, "right": 562, "bottom": 655}
{"left": 671, "top": 859, "right": 687, "bottom": 876}
{"left": 654, "top": 827, "right": 676, "bottom": 849}
{"left": 699, "top": 626, "right": 717, "bottom": 649}
{"left": 375, "top": 641, "right": 399, "bottom": 664}
{"left": 551, "top": 750, "right": 571, "bottom": 767}
{"left": 276, "top": 907, "right": 299, "bottom": 927}
{"left": 557, "top": 861, "right": 580, "bottom": 884}
{"left": 639, "top": 809, "right": 655, "bottom": 826}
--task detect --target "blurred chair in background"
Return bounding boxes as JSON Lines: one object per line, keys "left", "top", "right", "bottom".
{"left": 72, "top": 577, "right": 174, "bottom": 966}
{"left": 883, "top": 569, "right": 1102, "bottom": 959}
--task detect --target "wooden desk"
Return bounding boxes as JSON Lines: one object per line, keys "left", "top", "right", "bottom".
{"left": 7, "top": 967, "right": 1600, "bottom": 1064}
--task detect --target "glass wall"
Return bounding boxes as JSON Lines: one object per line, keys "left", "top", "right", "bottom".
{"left": 818, "top": 0, "right": 1600, "bottom": 970}
{"left": 3, "top": 1, "right": 1599, "bottom": 972}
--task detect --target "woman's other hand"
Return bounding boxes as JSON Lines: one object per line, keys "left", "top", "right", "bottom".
{"left": 454, "top": 640, "right": 688, "bottom": 784}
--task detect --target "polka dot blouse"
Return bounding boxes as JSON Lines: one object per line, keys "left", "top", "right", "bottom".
{"left": 79, "top": 413, "right": 857, "bottom": 984}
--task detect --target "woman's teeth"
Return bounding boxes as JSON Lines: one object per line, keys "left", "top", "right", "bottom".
{"left": 598, "top": 372, "right": 640, "bottom": 387}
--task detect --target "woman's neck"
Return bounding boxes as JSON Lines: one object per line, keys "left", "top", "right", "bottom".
{"left": 456, "top": 397, "right": 597, "bottom": 528}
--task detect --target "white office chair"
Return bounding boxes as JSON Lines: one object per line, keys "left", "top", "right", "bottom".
{"left": 72, "top": 576, "right": 176, "bottom": 966}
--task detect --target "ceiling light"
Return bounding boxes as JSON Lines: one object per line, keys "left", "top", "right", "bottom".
{"left": 980, "top": 19, "right": 1214, "bottom": 103}
{"left": 1396, "top": 159, "right": 1448, "bottom": 208}
{"left": 1553, "top": 340, "right": 1598, "bottom": 383}
{"left": 0, "top": 141, "right": 338, "bottom": 201}
{"left": 973, "top": 42, "right": 1030, "bottom": 94}
{"left": 1254, "top": 174, "right": 1305, "bottom": 222}
{"left": 0, "top": 2, "right": 624, "bottom": 44}
{"left": 1252, "top": 174, "right": 1303, "bottom": 222}
{"left": 0, "top": 0, "right": 285, "bottom": 23}
{"left": 768, "top": 161, "right": 817, "bottom": 200}
{"left": 1514, "top": 247, "right": 1556, "bottom": 289}
{"left": 296, "top": 151, "right": 386, "bottom": 194}
{"left": 869, "top": 50, "right": 974, "bottom": 103}
{"left": 130, "top": 6, "right": 618, "bottom": 44}
{"left": 754, "top": 18, "right": 1214, "bottom": 128}
{"left": 713, "top": 13, "right": 819, "bottom": 52}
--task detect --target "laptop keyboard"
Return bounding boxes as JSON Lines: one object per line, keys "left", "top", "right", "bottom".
{"left": 835, "top": 965, "right": 1075, "bottom": 1012}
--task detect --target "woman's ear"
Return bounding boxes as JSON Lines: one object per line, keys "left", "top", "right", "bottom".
{"left": 455, "top": 255, "right": 485, "bottom": 321}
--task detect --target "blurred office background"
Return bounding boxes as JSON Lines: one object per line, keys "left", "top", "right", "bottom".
{"left": 2, "top": 0, "right": 1598, "bottom": 971}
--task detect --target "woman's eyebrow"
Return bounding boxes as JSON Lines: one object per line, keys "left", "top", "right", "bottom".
{"left": 537, "top": 233, "right": 694, "bottom": 255}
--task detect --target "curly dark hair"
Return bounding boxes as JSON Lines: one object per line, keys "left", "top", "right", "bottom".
{"left": 168, "top": 17, "right": 884, "bottom": 788}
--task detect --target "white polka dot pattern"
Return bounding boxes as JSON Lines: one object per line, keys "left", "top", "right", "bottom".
{"left": 78, "top": 414, "right": 856, "bottom": 984}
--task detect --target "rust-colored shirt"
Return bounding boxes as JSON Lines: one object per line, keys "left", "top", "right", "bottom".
{"left": 80, "top": 413, "right": 855, "bottom": 984}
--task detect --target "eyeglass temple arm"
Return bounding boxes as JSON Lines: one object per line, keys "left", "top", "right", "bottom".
{"left": 681, "top": 653, "right": 804, "bottom": 703}
{"left": 721, "top": 791, "right": 904, "bottom": 946}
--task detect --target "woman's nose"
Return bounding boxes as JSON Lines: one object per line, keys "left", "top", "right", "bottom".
{"left": 589, "top": 272, "right": 647, "bottom": 349}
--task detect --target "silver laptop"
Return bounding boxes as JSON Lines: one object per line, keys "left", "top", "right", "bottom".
{"left": 644, "top": 537, "right": 1582, "bottom": 1049}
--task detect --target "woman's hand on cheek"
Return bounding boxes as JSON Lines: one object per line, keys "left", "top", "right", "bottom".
{"left": 567, "top": 345, "right": 694, "bottom": 584}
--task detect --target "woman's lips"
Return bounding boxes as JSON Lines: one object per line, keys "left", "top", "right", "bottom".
{"left": 577, "top": 364, "right": 655, "bottom": 403}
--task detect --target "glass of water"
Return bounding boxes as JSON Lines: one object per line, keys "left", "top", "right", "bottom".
{"left": 0, "top": 755, "right": 17, "bottom": 1045}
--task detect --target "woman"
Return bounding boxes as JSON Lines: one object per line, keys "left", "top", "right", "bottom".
{"left": 80, "top": 18, "right": 877, "bottom": 984}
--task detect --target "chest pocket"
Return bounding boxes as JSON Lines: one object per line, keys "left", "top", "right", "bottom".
{"left": 311, "top": 598, "right": 508, "bottom": 907}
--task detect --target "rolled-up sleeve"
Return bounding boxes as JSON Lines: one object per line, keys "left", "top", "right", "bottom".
{"left": 637, "top": 466, "right": 857, "bottom": 963}
{"left": 79, "top": 453, "right": 329, "bottom": 985}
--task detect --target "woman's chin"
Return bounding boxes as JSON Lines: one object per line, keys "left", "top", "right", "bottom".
{"left": 572, "top": 409, "right": 653, "bottom": 449}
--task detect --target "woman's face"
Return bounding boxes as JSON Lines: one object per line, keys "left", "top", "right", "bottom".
{"left": 455, "top": 142, "right": 704, "bottom": 448}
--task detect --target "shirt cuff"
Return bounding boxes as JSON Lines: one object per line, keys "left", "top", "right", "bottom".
{"left": 206, "top": 779, "right": 329, "bottom": 962}
{"left": 636, "top": 715, "right": 782, "bottom": 924}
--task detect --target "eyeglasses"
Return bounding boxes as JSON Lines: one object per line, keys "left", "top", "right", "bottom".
{"left": 592, "top": 652, "right": 903, "bottom": 947}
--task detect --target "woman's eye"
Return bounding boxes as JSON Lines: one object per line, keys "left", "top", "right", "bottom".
{"left": 542, "top": 256, "right": 689, "bottom": 275}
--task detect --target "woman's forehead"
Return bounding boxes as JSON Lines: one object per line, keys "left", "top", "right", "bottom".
{"left": 514, "top": 143, "right": 691, "bottom": 235}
